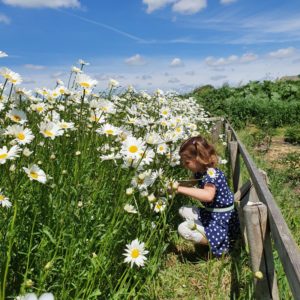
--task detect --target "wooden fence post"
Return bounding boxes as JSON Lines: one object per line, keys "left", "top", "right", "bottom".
{"left": 243, "top": 187, "right": 279, "bottom": 300}
{"left": 211, "top": 119, "right": 224, "bottom": 144}
{"left": 234, "top": 180, "right": 252, "bottom": 247}
{"left": 229, "top": 141, "right": 240, "bottom": 193}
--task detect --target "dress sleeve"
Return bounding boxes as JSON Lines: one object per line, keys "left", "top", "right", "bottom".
{"left": 202, "top": 168, "right": 219, "bottom": 189}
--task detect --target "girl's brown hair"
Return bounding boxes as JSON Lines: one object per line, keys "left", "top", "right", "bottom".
{"left": 179, "top": 136, "right": 218, "bottom": 169}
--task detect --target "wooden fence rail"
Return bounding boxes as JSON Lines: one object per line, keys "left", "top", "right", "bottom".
{"left": 209, "top": 117, "right": 300, "bottom": 300}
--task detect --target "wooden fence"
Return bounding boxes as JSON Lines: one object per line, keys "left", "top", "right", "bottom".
{"left": 210, "top": 117, "right": 300, "bottom": 300}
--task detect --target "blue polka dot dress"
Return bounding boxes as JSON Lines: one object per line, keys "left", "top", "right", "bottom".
{"left": 194, "top": 168, "right": 240, "bottom": 257}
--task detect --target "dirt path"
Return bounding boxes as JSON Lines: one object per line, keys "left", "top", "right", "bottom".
{"left": 265, "top": 136, "right": 300, "bottom": 163}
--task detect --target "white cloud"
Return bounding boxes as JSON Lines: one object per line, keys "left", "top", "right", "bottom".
{"left": 210, "top": 75, "right": 227, "bottom": 81}
{"left": 2, "top": 0, "right": 80, "bottom": 8}
{"left": 0, "top": 51, "right": 8, "bottom": 58}
{"left": 125, "top": 54, "right": 146, "bottom": 66}
{"left": 143, "top": 0, "right": 206, "bottom": 15}
{"left": 172, "top": 0, "right": 207, "bottom": 14}
{"left": 168, "top": 77, "right": 180, "bottom": 83}
{"left": 205, "top": 52, "right": 257, "bottom": 66}
{"left": 143, "top": 0, "right": 175, "bottom": 13}
{"left": 185, "top": 70, "right": 195, "bottom": 76}
{"left": 268, "top": 47, "right": 296, "bottom": 59}
{"left": 0, "top": 13, "right": 11, "bottom": 24}
{"left": 140, "top": 74, "right": 152, "bottom": 80}
{"left": 220, "top": 0, "right": 237, "bottom": 4}
{"left": 24, "top": 64, "right": 45, "bottom": 70}
{"left": 240, "top": 53, "right": 257, "bottom": 62}
{"left": 51, "top": 71, "right": 66, "bottom": 79}
{"left": 170, "top": 57, "right": 184, "bottom": 67}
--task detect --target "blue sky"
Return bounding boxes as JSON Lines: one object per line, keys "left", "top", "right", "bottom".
{"left": 1, "top": 0, "right": 300, "bottom": 92}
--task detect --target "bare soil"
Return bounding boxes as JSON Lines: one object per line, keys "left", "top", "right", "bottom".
{"left": 264, "top": 136, "right": 300, "bottom": 165}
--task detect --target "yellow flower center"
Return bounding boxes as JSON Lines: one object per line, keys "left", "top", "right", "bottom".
{"left": 101, "top": 107, "right": 108, "bottom": 111}
{"left": 0, "top": 153, "right": 8, "bottom": 159}
{"left": 17, "top": 133, "right": 25, "bottom": 140}
{"left": 137, "top": 178, "right": 144, "bottom": 185}
{"left": 105, "top": 129, "right": 114, "bottom": 135}
{"left": 159, "top": 146, "right": 164, "bottom": 151}
{"left": 162, "top": 110, "right": 168, "bottom": 115}
{"left": 80, "top": 82, "right": 90, "bottom": 88}
{"left": 12, "top": 115, "right": 21, "bottom": 122}
{"left": 175, "top": 127, "right": 181, "bottom": 133}
{"left": 129, "top": 145, "right": 138, "bottom": 153}
{"left": 61, "top": 123, "right": 68, "bottom": 129}
{"left": 0, "top": 195, "right": 4, "bottom": 201}
{"left": 131, "top": 249, "right": 140, "bottom": 259}
{"left": 43, "top": 130, "right": 54, "bottom": 137}
{"left": 11, "top": 79, "right": 17, "bottom": 84}
{"left": 37, "top": 106, "right": 44, "bottom": 112}
{"left": 30, "top": 172, "right": 39, "bottom": 179}
{"left": 156, "top": 203, "right": 162, "bottom": 209}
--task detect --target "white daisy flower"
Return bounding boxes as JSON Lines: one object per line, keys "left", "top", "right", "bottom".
{"left": 124, "top": 204, "right": 138, "bottom": 214}
{"left": 58, "top": 120, "right": 75, "bottom": 130}
{"left": 76, "top": 73, "right": 98, "bottom": 89}
{"left": 126, "top": 188, "right": 134, "bottom": 195}
{"left": 153, "top": 199, "right": 167, "bottom": 213}
{"left": 145, "top": 132, "right": 163, "bottom": 145}
{"left": 121, "top": 136, "right": 146, "bottom": 160}
{"left": 18, "top": 292, "right": 54, "bottom": 300}
{"left": 207, "top": 168, "right": 217, "bottom": 178}
{"left": 219, "top": 158, "right": 228, "bottom": 164}
{"left": 7, "top": 109, "right": 27, "bottom": 124}
{"left": 71, "top": 66, "right": 82, "bottom": 73}
{"left": 0, "top": 145, "right": 21, "bottom": 164}
{"left": 96, "top": 124, "right": 121, "bottom": 137}
{"left": 0, "top": 67, "right": 22, "bottom": 85}
{"left": 0, "top": 190, "right": 12, "bottom": 208}
{"left": 157, "top": 143, "right": 168, "bottom": 155}
{"left": 98, "top": 100, "right": 116, "bottom": 114}
{"left": 5, "top": 125, "right": 35, "bottom": 145}
{"left": 160, "top": 107, "right": 170, "bottom": 118}
{"left": 123, "top": 239, "right": 148, "bottom": 268}
{"left": 31, "top": 102, "right": 47, "bottom": 114}
{"left": 131, "top": 170, "right": 156, "bottom": 191}
{"left": 147, "top": 193, "right": 156, "bottom": 203}
{"left": 39, "top": 121, "right": 64, "bottom": 140}
{"left": 23, "top": 147, "right": 33, "bottom": 157}
{"left": 108, "top": 78, "right": 119, "bottom": 89}
{"left": 23, "top": 164, "right": 47, "bottom": 184}
{"left": 137, "top": 148, "right": 155, "bottom": 166}
{"left": 78, "top": 59, "right": 89, "bottom": 66}
{"left": 0, "top": 102, "right": 4, "bottom": 112}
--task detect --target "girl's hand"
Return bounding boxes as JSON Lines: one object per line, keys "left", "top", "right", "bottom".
{"left": 167, "top": 181, "right": 179, "bottom": 194}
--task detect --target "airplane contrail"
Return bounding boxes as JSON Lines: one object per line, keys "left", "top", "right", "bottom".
{"left": 57, "top": 9, "right": 147, "bottom": 43}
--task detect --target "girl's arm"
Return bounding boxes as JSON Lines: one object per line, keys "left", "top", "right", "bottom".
{"left": 177, "top": 183, "right": 216, "bottom": 202}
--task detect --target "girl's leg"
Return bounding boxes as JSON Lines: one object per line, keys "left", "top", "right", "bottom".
{"left": 178, "top": 220, "right": 208, "bottom": 245}
{"left": 178, "top": 206, "right": 200, "bottom": 220}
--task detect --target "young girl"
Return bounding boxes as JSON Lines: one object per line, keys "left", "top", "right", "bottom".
{"left": 175, "top": 135, "right": 240, "bottom": 257}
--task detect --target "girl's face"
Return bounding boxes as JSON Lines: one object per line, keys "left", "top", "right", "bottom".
{"left": 180, "top": 155, "right": 204, "bottom": 173}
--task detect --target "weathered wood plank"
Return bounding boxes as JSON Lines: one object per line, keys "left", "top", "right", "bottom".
{"left": 234, "top": 180, "right": 252, "bottom": 246}
{"left": 229, "top": 141, "right": 240, "bottom": 193}
{"left": 228, "top": 123, "right": 300, "bottom": 298}
{"left": 211, "top": 119, "right": 224, "bottom": 143}
{"left": 243, "top": 193, "right": 279, "bottom": 299}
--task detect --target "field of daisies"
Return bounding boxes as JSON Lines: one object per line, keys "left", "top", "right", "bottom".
{"left": 0, "top": 61, "right": 223, "bottom": 299}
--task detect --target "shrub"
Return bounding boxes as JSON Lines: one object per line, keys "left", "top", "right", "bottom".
{"left": 284, "top": 126, "right": 300, "bottom": 144}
